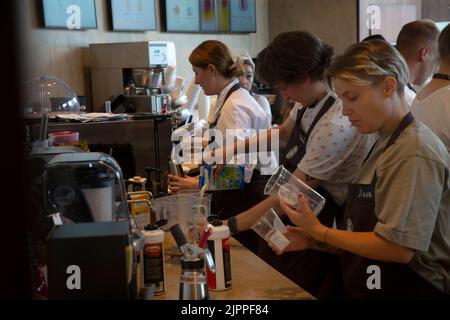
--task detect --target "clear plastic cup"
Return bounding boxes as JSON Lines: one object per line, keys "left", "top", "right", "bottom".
{"left": 264, "top": 165, "right": 326, "bottom": 215}
{"left": 251, "top": 208, "right": 290, "bottom": 251}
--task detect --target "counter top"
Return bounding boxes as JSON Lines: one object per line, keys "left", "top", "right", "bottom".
{"left": 155, "top": 238, "right": 315, "bottom": 300}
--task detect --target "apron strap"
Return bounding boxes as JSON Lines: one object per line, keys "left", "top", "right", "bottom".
{"left": 303, "top": 96, "right": 336, "bottom": 141}
{"left": 370, "top": 112, "right": 414, "bottom": 185}
{"left": 209, "top": 83, "right": 242, "bottom": 129}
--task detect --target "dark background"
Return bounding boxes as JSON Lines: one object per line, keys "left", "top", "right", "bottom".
{"left": 0, "top": 1, "right": 31, "bottom": 299}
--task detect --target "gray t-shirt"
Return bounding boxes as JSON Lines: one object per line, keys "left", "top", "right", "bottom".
{"left": 354, "top": 120, "right": 450, "bottom": 294}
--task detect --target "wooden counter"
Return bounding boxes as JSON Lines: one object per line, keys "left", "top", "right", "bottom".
{"left": 155, "top": 238, "right": 315, "bottom": 300}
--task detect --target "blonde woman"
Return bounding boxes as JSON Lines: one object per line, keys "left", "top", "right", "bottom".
{"left": 280, "top": 40, "right": 450, "bottom": 299}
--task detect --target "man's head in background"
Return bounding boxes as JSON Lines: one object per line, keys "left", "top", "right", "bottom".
{"left": 396, "top": 19, "right": 440, "bottom": 86}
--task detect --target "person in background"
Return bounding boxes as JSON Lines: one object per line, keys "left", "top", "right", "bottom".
{"left": 221, "top": 31, "right": 371, "bottom": 299}
{"left": 279, "top": 39, "right": 450, "bottom": 299}
{"left": 396, "top": 19, "right": 440, "bottom": 105}
{"left": 411, "top": 23, "right": 450, "bottom": 153}
{"left": 238, "top": 53, "right": 272, "bottom": 124}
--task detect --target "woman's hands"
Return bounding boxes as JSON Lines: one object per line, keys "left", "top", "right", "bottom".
{"left": 167, "top": 174, "right": 200, "bottom": 192}
{"left": 280, "top": 194, "right": 327, "bottom": 242}
{"left": 267, "top": 194, "right": 328, "bottom": 255}
{"left": 268, "top": 225, "right": 312, "bottom": 255}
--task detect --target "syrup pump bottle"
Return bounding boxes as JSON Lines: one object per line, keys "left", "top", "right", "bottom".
{"left": 206, "top": 215, "right": 232, "bottom": 291}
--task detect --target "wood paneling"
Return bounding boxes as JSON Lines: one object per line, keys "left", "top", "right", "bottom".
{"left": 268, "top": 0, "right": 358, "bottom": 54}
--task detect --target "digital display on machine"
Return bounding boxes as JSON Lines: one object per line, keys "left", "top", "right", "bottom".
{"left": 164, "top": 0, "right": 200, "bottom": 32}
{"left": 230, "top": 0, "right": 256, "bottom": 33}
{"left": 149, "top": 44, "right": 169, "bottom": 66}
{"left": 110, "top": 0, "right": 157, "bottom": 31}
{"left": 42, "top": 0, "right": 97, "bottom": 29}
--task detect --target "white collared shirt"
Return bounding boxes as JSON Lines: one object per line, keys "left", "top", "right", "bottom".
{"left": 208, "top": 79, "right": 277, "bottom": 175}
{"left": 211, "top": 79, "right": 270, "bottom": 134}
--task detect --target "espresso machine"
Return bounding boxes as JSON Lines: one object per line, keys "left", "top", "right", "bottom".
{"left": 90, "top": 41, "right": 177, "bottom": 113}
{"left": 42, "top": 152, "right": 140, "bottom": 299}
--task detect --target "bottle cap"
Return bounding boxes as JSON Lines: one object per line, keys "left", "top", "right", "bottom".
{"left": 181, "top": 256, "right": 205, "bottom": 270}
{"left": 144, "top": 224, "right": 158, "bottom": 231}
{"left": 207, "top": 215, "right": 222, "bottom": 226}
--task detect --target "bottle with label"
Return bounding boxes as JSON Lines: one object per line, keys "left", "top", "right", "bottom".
{"left": 143, "top": 224, "right": 165, "bottom": 295}
{"left": 206, "top": 216, "right": 232, "bottom": 291}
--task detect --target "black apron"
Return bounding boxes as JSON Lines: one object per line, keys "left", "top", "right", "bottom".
{"left": 209, "top": 82, "right": 242, "bottom": 129}
{"left": 257, "top": 95, "right": 345, "bottom": 299}
{"left": 341, "top": 112, "right": 448, "bottom": 299}
{"left": 208, "top": 82, "right": 270, "bottom": 251}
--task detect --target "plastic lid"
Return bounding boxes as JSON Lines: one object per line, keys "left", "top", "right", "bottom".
{"left": 76, "top": 167, "right": 114, "bottom": 189}
{"left": 207, "top": 215, "right": 222, "bottom": 226}
{"left": 181, "top": 256, "right": 205, "bottom": 270}
{"left": 22, "top": 75, "right": 81, "bottom": 119}
{"left": 144, "top": 224, "right": 158, "bottom": 231}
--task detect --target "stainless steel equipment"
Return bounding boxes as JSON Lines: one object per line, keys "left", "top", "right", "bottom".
{"left": 179, "top": 256, "right": 209, "bottom": 300}
{"left": 169, "top": 224, "right": 214, "bottom": 300}
{"left": 90, "top": 41, "right": 176, "bottom": 113}
{"left": 27, "top": 115, "right": 173, "bottom": 197}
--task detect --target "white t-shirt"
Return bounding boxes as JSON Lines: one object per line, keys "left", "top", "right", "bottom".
{"left": 411, "top": 84, "right": 450, "bottom": 153}
{"left": 288, "top": 93, "right": 371, "bottom": 206}
{"left": 404, "top": 85, "right": 417, "bottom": 107}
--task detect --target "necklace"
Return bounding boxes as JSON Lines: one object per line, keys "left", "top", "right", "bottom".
{"left": 433, "top": 73, "right": 450, "bottom": 81}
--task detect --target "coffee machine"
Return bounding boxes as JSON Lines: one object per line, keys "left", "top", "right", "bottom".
{"left": 42, "top": 152, "right": 130, "bottom": 223}
{"left": 43, "top": 152, "right": 140, "bottom": 299}
{"left": 90, "top": 41, "right": 177, "bottom": 113}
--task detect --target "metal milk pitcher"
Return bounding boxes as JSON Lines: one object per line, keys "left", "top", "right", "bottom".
{"left": 179, "top": 256, "right": 209, "bottom": 300}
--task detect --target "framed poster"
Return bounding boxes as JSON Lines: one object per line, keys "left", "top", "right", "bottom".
{"left": 42, "top": 0, "right": 97, "bottom": 30}
{"left": 110, "top": 0, "right": 157, "bottom": 31}
{"left": 161, "top": 0, "right": 256, "bottom": 33}
{"left": 163, "top": 0, "right": 200, "bottom": 32}
{"left": 230, "top": 0, "right": 256, "bottom": 33}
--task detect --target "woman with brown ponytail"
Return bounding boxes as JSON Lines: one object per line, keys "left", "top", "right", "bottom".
{"left": 168, "top": 41, "right": 274, "bottom": 246}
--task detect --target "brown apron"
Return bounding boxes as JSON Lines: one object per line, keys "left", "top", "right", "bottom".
{"left": 341, "top": 112, "right": 448, "bottom": 299}
{"left": 258, "top": 96, "right": 346, "bottom": 299}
